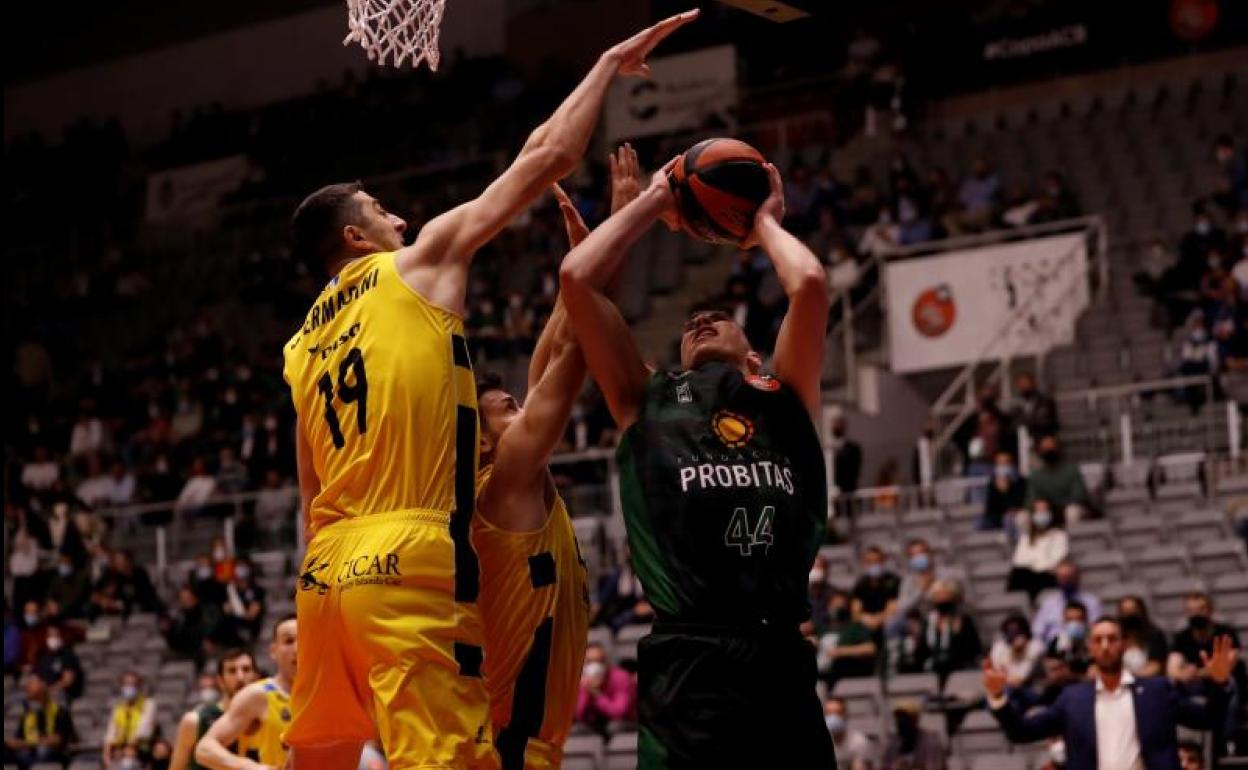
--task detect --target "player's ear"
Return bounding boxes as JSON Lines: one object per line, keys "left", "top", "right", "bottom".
{"left": 343, "top": 224, "right": 370, "bottom": 251}
{"left": 745, "top": 351, "right": 763, "bottom": 375}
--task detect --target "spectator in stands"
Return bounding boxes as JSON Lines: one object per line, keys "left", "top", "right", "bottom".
{"left": 94, "top": 549, "right": 163, "bottom": 617}
{"left": 1212, "top": 133, "right": 1248, "bottom": 216}
{"left": 824, "top": 696, "right": 873, "bottom": 770}
{"left": 223, "top": 557, "right": 266, "bottom": 643}
{"left": 20, "top": 445, "right": 60, "bottom": 493}
{"left": 1025, "top": 436, "right": 1091, "bottom": 524}
{"left": 1012, "top": 373, "right": 1059, "bottom": 440}
{"left": 8, "top": 523, "right": 44, "bottom": 612}
{"left": 881, "top": 700, "right": 945, "bottom": 770}
{"left": 923, "top": 579, "right": 983, "bottom": 675}
{"left": 210, "top": 537, "right": 235, "bottom": 582}
{"left": 43, "top": 500, "right": 88, "bottom": 567}
{"left": 858, "top": 204, "right": 900, "bottom": 258}
{"left": 17, "top": 601, "right": 49, "bottom": 670}
{"left": 985, "top": 618, "right": 1237, "bottom": 770}
{"left": 809, "top": 555, "right": 833, "bottom": 632}
{"left": 592, "top": 549, "right": 653, "bottom": 633}
{"left": 46, "top": 553, "right": 91, "bottom": 618}
{"left": 1173, "top": 309, "right": 1219, "bottom": 411}
{"left": 980, "top": 451, "right": 1026, "bottom": 533}
{"left": 1032, "top": 560, "right": 1102, "bottom": 645}
{"left": 1118, "top": 595, "right": 1169, "bottom": 678}
{"left": 174, "top": 458, "right": 217, "bottom": 517}
{"left": 1168, "top": 593, "right": 1245, "bottom": 691}
{"left": 943, "top": 156, "right": 1001, "bottom": 235}
{"left": 574, "top": 643, "right": 637, "bottom": 733}
{"left": 150, "top": 739, "right": 173, "bottom": 770}
{"left": 1006, "top": 499, "right": 1069, "bottom": 600}
{"left": 1045, "top": 601, "right": 1090, "bottom": 675}
{"left": 215, "top": 446, "right": 249, "bottom": 495}
{"left": 33, "top": 625, "right": 83, "bottom": 702}
{"left": 851, "top": 546, "right": 899, "bottom": 633}
{"left": 893, "top": 609, "right": 931, "bottom": 675}
{"left": 818, "top": 589, "right": 877, "bottom": 685}
{"left": 1179, "top": 740, "right": 1206, "bottom": 770}
{"left": 68, "top": 400, "right": 107, "bottom": 458}
{"left": 989, "top": 614, "right": 1044, "bottom": 690}
{"left": 1178, "top": 205, "right": 1226, "bottom": 293}
{"left": 160, "top": 586, "right": 232, "bottom": 665}
{"left": 830, "top": 406, "right": 863, "bottom": 503}
{"left": 1031, "top": 171, "right": 1080, "bottom": 225}
{"left": 956, "top": 388, "right": 1016, "bottom": 499}
{"left": 4, "top": 674, "right": 75, "bottom": 770}
{"left": 190, "top": 553, "right": 227, "bottom": 606}
{"left": 103, "top": 671, "right": 157, "bottom": 766}
{"left": 888, "top": 539, "right": 950, "bottom": 638}
{"left": 1010, "top": 651, "right": 1080, "bottom": 711}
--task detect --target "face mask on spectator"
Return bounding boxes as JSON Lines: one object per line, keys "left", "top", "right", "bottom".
{"left": 46, "top": 636, "right": 63, "bottom": 652}
{"left": 118, "top": 758, "right": 140, "bottom": 770}
{"left": 24, "top": 613, "right": 40, "bottom": 627}
{"left": 1060, "top": 582, "right": 1079, "bottom": 599}
{"left": 1039, "top": 448, "right": 1060, "bottom": 464}
{"left": 825, "top": 714, "right": 846, "bottom": 736}
{"left": 1195, "top": 220, "right": 1211, "bottom": 235}
{"left": 582, "top": 661, "right": 606, "bottom": 682}
{"left": 1209, "top": 257, "right": 1223, "bottom": 270}
{"left": 1049, "top": 740, "right": 1067, "bottom": 767}
{"left": 235, "top": 566, "right": 251, "bottom": 581}
{"left": 935, "top": 600, "right": 957, "bottom": 616}
{"left": 809, "top": 568, "right": 826, "bottom": 585}
{"left": 993, "top": 464, "right": 1015, "bottom": 479}
{"left": 196, "top": 566, "right": 213, "bottom": 581}
{"left": 200, "top": 687, "right": 220, "bottom": 705}
{"left": 1190, "top": 328, "right": 1208, "bottom": 343}
{"left": 1033, "top": 510, "right": 1052, "bottom": 530}
{"left": 1064, "top": 621, "right": 1086, "bottom": 641}
{"left": 58, "top": 562, "right": 74, "bottom": 577}
{"left": 121, "top": 684, "right": 139, "bottom": 702}
{"left": 1120, "top": 614, "right": 1143, "bottom": 634}
{"left": 1123, "top": 646, "right": 1148, "bottom": 674}
{"left": 909, "top": 553, "right": 930, "bottom": 573}
{"left": 833, "top": 606, "right": 851, "bottom": 623}
{"left": 264, "top": 416, "right": 279, "bottom": 431}
{"left": 1188, "top": 615, "right": 1211, "bottom": 632}
{"left": 213, "top": 546, "right": 226, "bottom": 562}
{"left": 865, "top": 564, "right": 884, "bottom": 579}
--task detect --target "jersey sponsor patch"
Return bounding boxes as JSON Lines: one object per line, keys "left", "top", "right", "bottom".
{"left": 711, "top": 410, "right": 754, "bottom": 449}
{"left": 745, "top": 374, "right": 779, "bottom": 392}
{"left": 676, "top": 381, "right": 693, "bottom": 403}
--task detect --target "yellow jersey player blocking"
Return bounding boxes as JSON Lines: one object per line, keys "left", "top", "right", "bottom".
{"left": 279, "top": 13, "right": 697, "bottom": 770}
{"left": 473, "top": 147, "right": 641, "bottom": 770}
{"left": 196, "top": 617, "right": 297, "bottom": 770}
{"left": 560, "top": 163, "right": 835, "bottom": 768}
{"left": 169, "top": 649, "right": 258, "bottom": 770}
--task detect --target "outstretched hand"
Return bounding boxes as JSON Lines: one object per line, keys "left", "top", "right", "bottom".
{"left": 740, "top": 163, "right": 785, "bottom": 249}
{"left": 552, "top": 185, "right": 590, "bottom": 248}
{"left": 647, "top": 155, "right": 682, "bottom": 232}
{"left": 1200, "top": 634, "right": 1241, "bottom": 685}
{"left": 982, "top": 658, "right": 1008, "bottom": 699}
{"left": 610, "top": 143, "right": 643, "bottom": 214}
{"left": 606, "top": 10, "right": 700, "bottom": 78}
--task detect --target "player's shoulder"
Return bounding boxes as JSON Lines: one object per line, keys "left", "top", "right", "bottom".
{"left": 178, "top": 709, "right": 200, "bottom": 730}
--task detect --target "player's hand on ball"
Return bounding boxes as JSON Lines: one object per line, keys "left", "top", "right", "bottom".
{"left": 981, "top": 658, "right": 1008, "bottom": 699}
{"left": 607, "top": 10, "right": 699, "bottom": 78}
{"left": 610, "top": 144, "right": 643, "bottom": 214}
{"left": 648, "top": 156, "right": 682, "bottom": 232}
{"left": 552, "top": 184, "right": 591, "bottom": 248}
{"left": 740, "top": 163, "right": 785, "bottom": 249}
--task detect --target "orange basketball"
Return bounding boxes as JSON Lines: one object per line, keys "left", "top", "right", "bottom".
{"left": 668, "top": 138, "right": 770, "bottom": 244}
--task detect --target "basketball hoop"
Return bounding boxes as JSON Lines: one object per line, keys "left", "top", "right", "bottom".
{"left": 343, "top": 0, "right": 447, "bottom": 70}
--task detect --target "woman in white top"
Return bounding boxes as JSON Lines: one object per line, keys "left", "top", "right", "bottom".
{"left": 988, "top": 614, "right": 1045, "bottom": 688}
{"left": 1005, "top": 500, "right": 1069, "bottom": 600}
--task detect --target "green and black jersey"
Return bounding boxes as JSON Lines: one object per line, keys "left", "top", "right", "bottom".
{"left": 188, "top": 702, "right": 225, "bottom": 770}
{"left": 616, "top": 361, "right": 827, "bottom": 629}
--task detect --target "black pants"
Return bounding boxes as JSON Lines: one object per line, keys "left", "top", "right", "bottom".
{"left": 637, "top": 623, "right": 835, "bottom": 770}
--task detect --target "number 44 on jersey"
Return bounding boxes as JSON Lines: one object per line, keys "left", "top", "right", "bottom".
{"left": 724, "top": 506, "right": 775, "bottom": 556}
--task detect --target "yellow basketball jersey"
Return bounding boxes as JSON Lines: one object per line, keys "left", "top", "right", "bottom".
{"left": 238, "top": 678, "right": 290, "bottom": 768}
{"left": 472, "top": 468, "right": 590, "bottom": 769}
{"left": 282, "top": 251, "right": 479, "bottom": 538}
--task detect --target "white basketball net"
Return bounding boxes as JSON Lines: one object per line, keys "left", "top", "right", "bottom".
{"left": 343, "top": 0, "right": 446, "bottom": 70}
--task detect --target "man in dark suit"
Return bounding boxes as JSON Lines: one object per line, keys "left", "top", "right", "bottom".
{"left": 983, "top": 617, "right": 1238, "bottom": 770}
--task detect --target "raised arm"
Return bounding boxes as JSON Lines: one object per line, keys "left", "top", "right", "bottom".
{"left": 530, "top": 146, "right": 643, "bottom": 393}
{"left": 195, "top": 685, "right": 267, "bottom": 770}
{"left": 396, "top": 12, "right": 697, "bottom": 315}
{"left": 983, "top": 659, "right": 1065, "bottom": 743}
{"left": 748, "top": 164, "right": 828, "bottom": 421}
{"left": 560, "top": 167, "right": 678, "bottom": 431}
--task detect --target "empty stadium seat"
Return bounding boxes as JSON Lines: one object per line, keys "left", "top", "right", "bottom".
{"left": 1212, "top": 573, "right": 1248, "bottom": 613}
{"left": 1078, "top": 550, "right": 1129, "bottom": 591}
{"left": 1173, "top": 509, "right": 1230, "bottom": 547}
{"left": 1189, "top": 540, "right": 1248, "bottom": 580}
{"left": 1115, "top": 515, "right": 1165, "bottom": 551}
{"left": 1132, "top": 544, "right": 1190, "bottom": 581}
{"left": 1068, "top": 519, "right": 1114, "bottom": 557}
{"left": 604, "top": 732, "right": 638, "bottom": 770}
{"left": 970, "top": 754, "right": 1028, "bottom": 770}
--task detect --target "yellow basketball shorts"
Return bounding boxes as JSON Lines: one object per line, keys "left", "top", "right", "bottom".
{"left": 286, "top": 509, "right": 498, "bottom": 770}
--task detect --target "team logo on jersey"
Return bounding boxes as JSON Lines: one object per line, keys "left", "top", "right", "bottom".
{"left": 298, "top": 560, "right": 331, "bottom": 595}
{"left": 711, "top": 410, "right": 755, "bottom": 449}
{"left": 676, "top": 381, "right": 693, "bottom": 403}
{"left": 745, "top": 374, "right": 779, "bottom": 392}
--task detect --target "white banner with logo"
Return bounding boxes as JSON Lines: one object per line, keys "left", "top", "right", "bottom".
{"left": 885, "top": 232, "right": 1088, "bottom": 374}
{"left": 146, "top": 155, "right": 252, "bottom": 223}
{"left": 605, "top": 45, "right": 737, "bottom": 142}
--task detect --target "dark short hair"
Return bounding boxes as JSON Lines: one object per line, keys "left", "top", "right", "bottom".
{"left": 1000, "top": 613, "right": 1030, "bottom": 636}
{"left": 475, "top": 372, "right": 508, "bottom": 429}
{"left": 271, "top": 614, "right": 297, "bottom": 640}
{"left": 863, "top": 545, "right": 885, "bottom": 559}
{"left": 291, "top": 182, "right": 363, "bottom": 274}
{"left": 1091, "top": 615, "right": 1122, "bottom": 633}
{"left": 1064, "top": 600, "right": 1088, "bottom": 617}
{"left": 217, "top": 648, "right": 255, "bottom": 676}
{"left": 1214, "top": 133, "right": 1234, "bottom": 148}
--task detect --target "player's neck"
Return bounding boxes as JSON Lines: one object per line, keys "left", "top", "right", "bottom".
{"left": 275, "top": 672, "right": 294, "bottom": 694}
